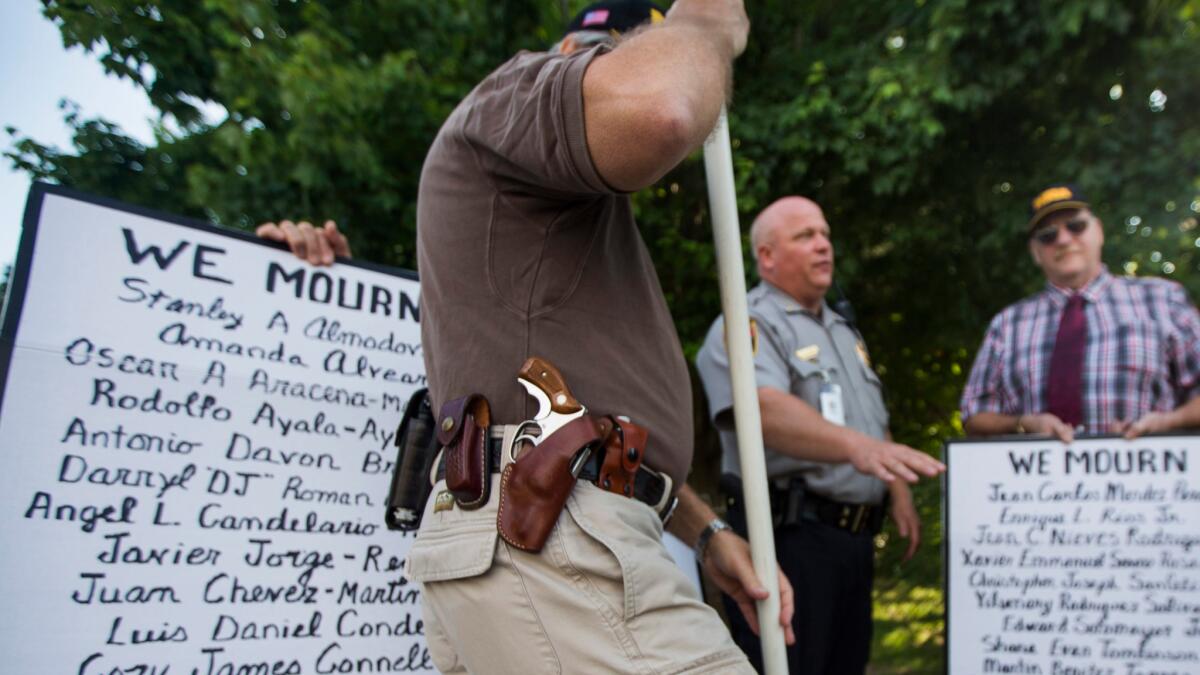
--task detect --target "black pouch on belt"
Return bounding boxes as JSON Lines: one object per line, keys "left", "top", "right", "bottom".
{"left": 384, "top": 388, "right": 438, "bottom": 531}
{"left": 438, "top": 394, "right": 493, "bottom": 509}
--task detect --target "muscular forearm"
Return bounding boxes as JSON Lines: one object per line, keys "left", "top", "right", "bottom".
{"left": 666, "top": 483, "right": 719, "bottom": 547}
{"left": 583, "top": 0, "right": 747, "bottom": 190}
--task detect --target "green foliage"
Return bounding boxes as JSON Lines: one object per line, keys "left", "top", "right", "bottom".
{"left": 12, "top": 0, "right": 560, "bottom": 261}
{"left": 8, "top": 1, "right": 1200, "bottom": 670}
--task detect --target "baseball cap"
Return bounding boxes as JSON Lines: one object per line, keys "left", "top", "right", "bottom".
{"left": 564, "top": 1, "right": 666, "bottom": 37}
{"left": 1027, "top": 183, "right": 1090, "bottom": 232}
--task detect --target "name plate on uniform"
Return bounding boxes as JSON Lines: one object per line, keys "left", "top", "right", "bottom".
{"left": 945, "top": 435, "right": 1200, "bottom": 674}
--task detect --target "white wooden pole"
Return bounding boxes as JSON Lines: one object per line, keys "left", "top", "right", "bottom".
{"left": 703, "top": 107, "right": 789, "bottom": 674}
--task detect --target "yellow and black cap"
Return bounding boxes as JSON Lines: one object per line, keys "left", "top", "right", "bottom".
{"left": 564, "top": 1, "right": 666, "bottom": 37}
{"left": 1027, "top": 183, "right": 1090, "bottom": 233}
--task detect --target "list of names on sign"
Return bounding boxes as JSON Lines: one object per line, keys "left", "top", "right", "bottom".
{"left": 947, "top": 436, "right": 1200, "bottom": 675}
{"left": 0, "top": 186, "right": 432, "bottom": 673}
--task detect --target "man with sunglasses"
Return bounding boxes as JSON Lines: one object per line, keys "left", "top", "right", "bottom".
{"left": 962, "top": 184, "right": 1200, "bottom": 443}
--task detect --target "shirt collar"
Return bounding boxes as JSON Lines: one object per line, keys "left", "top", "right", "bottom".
{"left": 1043, "top": 267, "right": 1112, "bottom": 307}
{"left": 761, "top": 281, "right": 845, "bottom": 329}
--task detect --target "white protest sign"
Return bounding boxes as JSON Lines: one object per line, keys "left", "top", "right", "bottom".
{"left": 0, "top": 184, "right": 701, "bottom": 674}
{"left": 0, "top": 184, "right": 430, "bottom": 674}
{"left": 946, "top": 435, "right": 1200, "bottom": 675}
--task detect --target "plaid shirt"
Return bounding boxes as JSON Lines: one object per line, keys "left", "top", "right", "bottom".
{"left": 961, "top": 269, "right": 1200, "bottom": 433}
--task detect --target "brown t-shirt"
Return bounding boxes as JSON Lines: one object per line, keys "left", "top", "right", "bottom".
{"left": 416, "top": 46, "right": 693, "bottom": 487}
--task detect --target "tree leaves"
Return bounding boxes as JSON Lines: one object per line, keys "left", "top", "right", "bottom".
{"left": 7, "top": 2, "right": 1200, "bottom": 668}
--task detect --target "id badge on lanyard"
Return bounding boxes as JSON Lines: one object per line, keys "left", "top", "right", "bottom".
{"left": 819, "top": 372, "right": 845, "bottom": 426}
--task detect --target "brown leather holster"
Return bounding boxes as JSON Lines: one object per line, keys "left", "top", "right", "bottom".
{"left": 497, "top": 415, "right": 651, "bottom": 552}
{"left": 438, "top": 394, "right": 492, "bottom": 509}
{"left": 598, "top": 416, "right": 646, "bottom": 499}
{"left": 497, "top": 416, "right": 608, "bottom": 552}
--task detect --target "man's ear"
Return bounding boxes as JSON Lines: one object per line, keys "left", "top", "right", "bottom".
{"left": 757, "top": 244, "right": 774, "bottom": 275}
{"left": 1029, "top": 239, "right": 1043, "bottom": 268}
{"left": 559, "top": 34, "right": 578, "bottom": 54}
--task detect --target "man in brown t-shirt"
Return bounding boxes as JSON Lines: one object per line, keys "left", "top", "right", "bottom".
{"left": 407, "top": 1, "right": 792, "bottom": 672}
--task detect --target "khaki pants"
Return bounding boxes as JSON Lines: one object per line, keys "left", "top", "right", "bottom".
{"left": 406, "top": 429, "right": 751, "bottom": 674}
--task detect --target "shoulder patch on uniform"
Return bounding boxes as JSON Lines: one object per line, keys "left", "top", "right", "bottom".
{"left": 724, "top": 318, "right": 759, "bottom": 356}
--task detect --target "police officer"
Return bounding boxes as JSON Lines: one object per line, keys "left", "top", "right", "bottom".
{"left": 696, "top": 196, "right": 943, "bottom": 674}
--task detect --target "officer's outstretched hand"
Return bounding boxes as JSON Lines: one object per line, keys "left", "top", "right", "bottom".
{"left": 702, "top": 530, "right": 796, "bottom": 645}
{"left": 256, "top": 219, "right": 351, "bottom": 266}
{"left": 889, "top": 480, "right": 920, "bottom": 562}
{"left": 850, "top": 436, "right": 945, "bottom": 484}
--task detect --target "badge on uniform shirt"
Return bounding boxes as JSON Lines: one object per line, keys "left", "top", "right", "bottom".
{"left": 724, "top": 318, "right": 759, "bottom": 356}
{"left": 819, "top": 382, "right": 846, "bottom": 426}
{"left": 795, "top": 344, "right": 820, "bottom": 362}
{"left": 855, "top": 340, "right": 871, "bottom": 367}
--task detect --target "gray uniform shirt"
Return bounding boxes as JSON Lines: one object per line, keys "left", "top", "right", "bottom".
{"left": 696, "top": 282, "right": 890, "bottom": 505}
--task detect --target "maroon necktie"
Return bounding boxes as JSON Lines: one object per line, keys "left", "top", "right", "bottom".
{"left": 1045, "top": 294, "right": 1087, "bottom": 427}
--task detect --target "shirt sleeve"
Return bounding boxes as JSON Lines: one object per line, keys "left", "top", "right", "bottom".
{"left": 695, "top": 311, "right": 792, "bottom": 430}
{"left": 961, "top": 312, "right": 1017, "bottom": 419}
{"left": 1166, "top": 283, "right": 1200, "bottom": 401}
{"left": 459, "top": 46, "right": 614, "bottom": 198}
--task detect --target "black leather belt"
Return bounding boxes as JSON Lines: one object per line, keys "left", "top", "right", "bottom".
{"left": 771, "top": 479, "right": 885, "bottom": 536}
{"left": 720, "top": 474, "right": 885, "bottom": 536}
{"left": 438, "top": 433, "right": 677, "bottom": 522}
{"left": 786, "top": 490, "right": 884, "bottom": 535}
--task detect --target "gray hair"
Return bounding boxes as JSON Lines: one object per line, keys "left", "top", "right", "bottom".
{"left": 749, "top": 213, "right": 775, "bottom": 278}
{"left": 749, "top": 214, "right": 772, "bottom": 256}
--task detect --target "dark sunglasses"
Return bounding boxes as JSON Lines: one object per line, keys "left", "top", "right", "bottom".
{"left": 1032, "top": 217, "right": 1089, "bottom": 245}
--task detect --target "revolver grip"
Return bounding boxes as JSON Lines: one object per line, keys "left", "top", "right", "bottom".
{"left": 518, "top": 356, "right": 584, "bottom": 415}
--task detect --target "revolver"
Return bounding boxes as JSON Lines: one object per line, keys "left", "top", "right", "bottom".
{"left": 513, "top": 356, "right": 593, "bottom": 476}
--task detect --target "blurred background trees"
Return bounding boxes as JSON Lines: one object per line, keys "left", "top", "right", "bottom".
{"left": 8, "top": 0, "right": 1200, "bottom": 670}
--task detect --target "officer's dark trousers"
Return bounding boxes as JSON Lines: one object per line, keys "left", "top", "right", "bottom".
{"left": 724, "top": 500, "right": 875, "bottom": 675}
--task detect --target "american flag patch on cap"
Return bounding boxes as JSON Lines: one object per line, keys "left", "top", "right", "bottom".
{"left": 582, "top": 9, "right": 610, "bottom": 26}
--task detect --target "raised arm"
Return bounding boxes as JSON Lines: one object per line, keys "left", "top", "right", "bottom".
{"left": 582, "top": 0, "right": 749, "bottom": 191}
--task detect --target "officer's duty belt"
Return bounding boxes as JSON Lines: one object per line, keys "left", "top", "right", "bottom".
{"left": 437, "top": 428, "right": 677, "bottom": 522}
{"left": 771, "top": 480, "right": 885, "bottom": 536}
